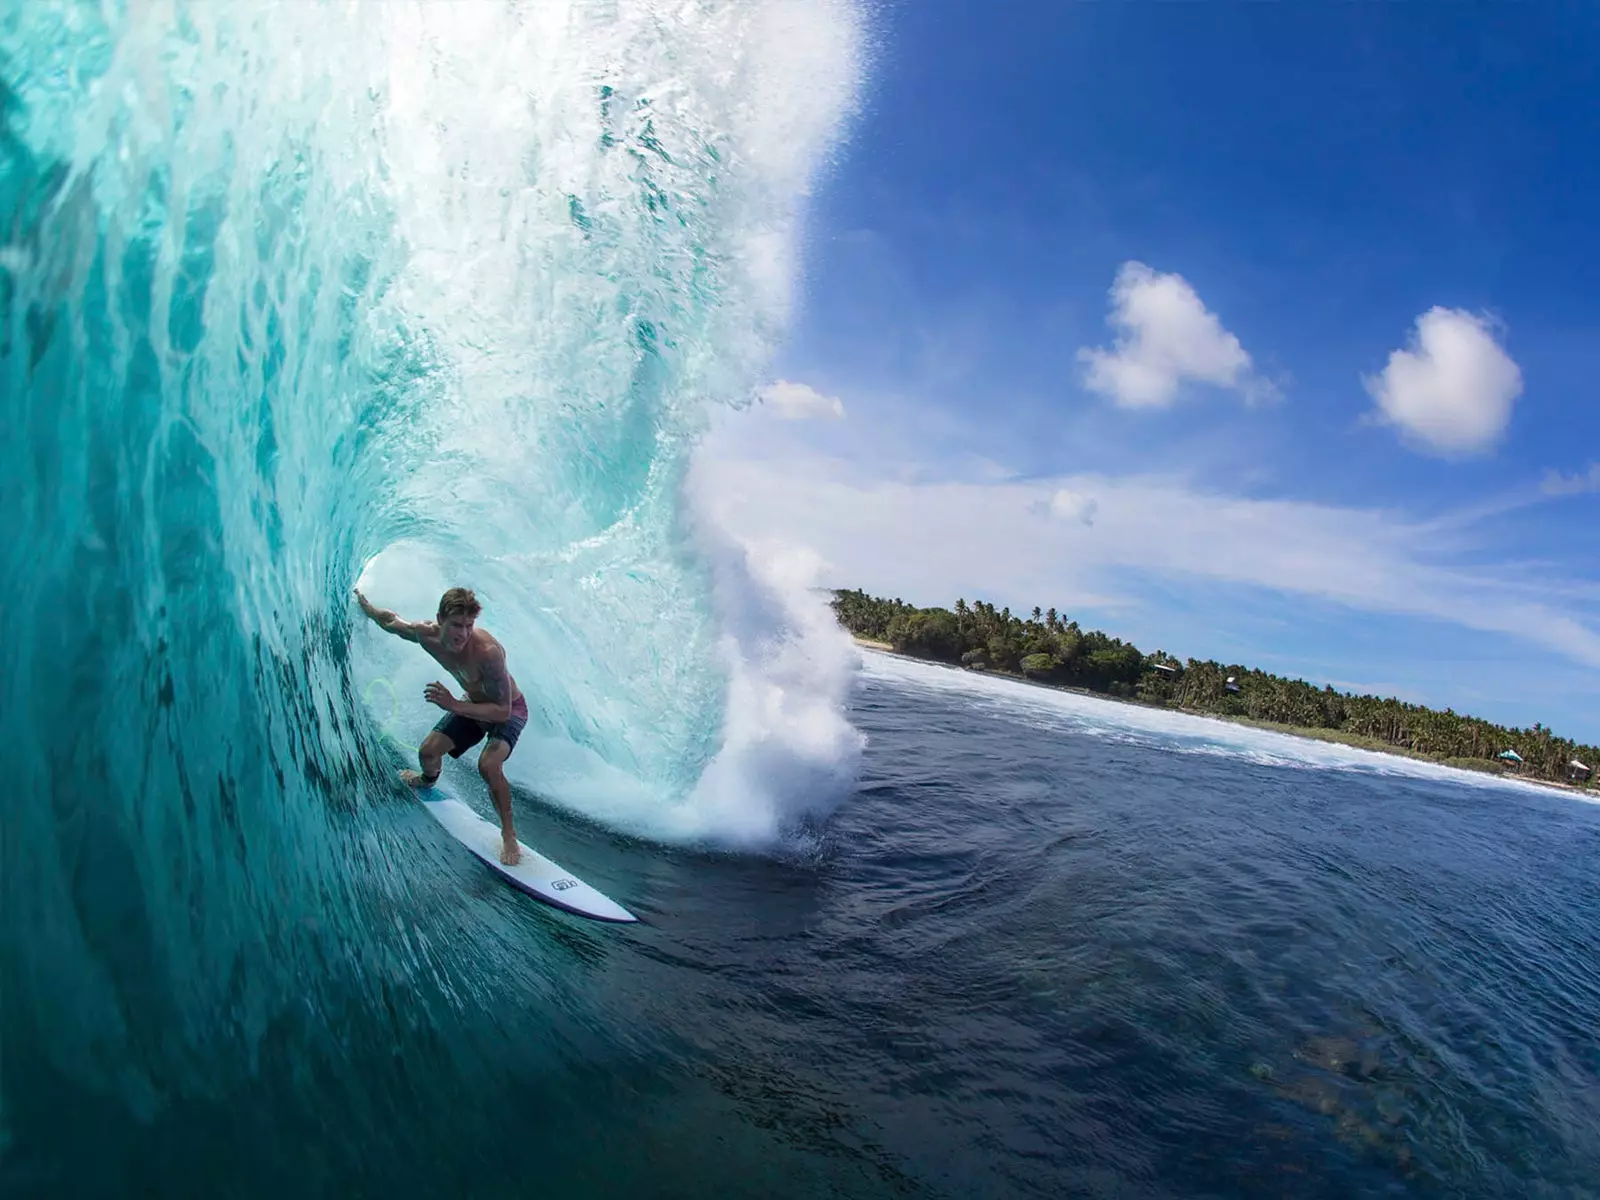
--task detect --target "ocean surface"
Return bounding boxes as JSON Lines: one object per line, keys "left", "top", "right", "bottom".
{"left": 5, "top": 3, "right": 1600, "bottom": 1197}
{"left": 8, "top": 648, "right": 1600, "bottom": 1197}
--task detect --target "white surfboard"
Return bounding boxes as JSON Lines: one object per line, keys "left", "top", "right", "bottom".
{"left": 414, "top": 780, "right": 638, "bottom": 924}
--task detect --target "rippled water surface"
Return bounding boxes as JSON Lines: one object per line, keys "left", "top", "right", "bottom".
{"left": 12, "top": 651, "right": 1600, "bottom": 1198}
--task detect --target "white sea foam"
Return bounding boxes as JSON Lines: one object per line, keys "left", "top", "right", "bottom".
{"left": 330, "top": 0, "right": 868, "bottom": 846}
{"left": 855, "top": 649, "right": 1592, "bottom": 801}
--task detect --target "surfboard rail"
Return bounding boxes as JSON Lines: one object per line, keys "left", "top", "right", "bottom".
{"left": 416, "top": 784, "right": 638, "bottom": 924}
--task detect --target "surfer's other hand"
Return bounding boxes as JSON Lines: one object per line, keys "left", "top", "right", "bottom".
{"left": 423, "top": 681, "right": 457, "bottom": 711}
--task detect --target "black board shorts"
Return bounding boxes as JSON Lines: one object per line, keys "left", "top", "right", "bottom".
{"left": 433, "top": 694, "right": 529, "bottom": 758}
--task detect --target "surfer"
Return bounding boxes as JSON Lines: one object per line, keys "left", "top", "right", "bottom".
{"left": 355, "top": 585, "right": 528, "bottom": 865}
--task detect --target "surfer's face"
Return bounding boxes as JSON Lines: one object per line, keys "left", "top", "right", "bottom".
{"left": 439, "top": 615, "right": 475, "bottom": 651}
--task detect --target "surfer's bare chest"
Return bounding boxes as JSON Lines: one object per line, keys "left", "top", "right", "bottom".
{"left": 425, "top": 643, "right": 485, "bottom": 688}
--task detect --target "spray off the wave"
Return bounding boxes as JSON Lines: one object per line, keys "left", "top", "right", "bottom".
{"left": 344, "top": 0, "right": 870, "bottom": 844}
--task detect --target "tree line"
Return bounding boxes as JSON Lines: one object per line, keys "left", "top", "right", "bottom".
{"left": 831, "top": 588, "right": 1598, "bottom": 787}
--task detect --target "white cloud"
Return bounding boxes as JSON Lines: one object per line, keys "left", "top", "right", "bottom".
{"left": 758, "top": 379, "right": 846, "bottom": 420}
{"left": 690, "top": 450, "right": 1600, "bottom": 674}
{"left": 1363, "top": 307, "right": 1522, "bottom": 456}
{"left": 1543, "top": 462, "right": 1600, "bottom": 496}
{"left": 1043, "top": 489, "right": 1098, "bottom": 525}
{"left": 1077, "top": 261, "right": 1271, "bottom": 409}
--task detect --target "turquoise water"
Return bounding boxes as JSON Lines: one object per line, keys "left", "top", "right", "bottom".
{"left": 7, "top": 6, "right": 1600, "bottom": 1197}
{"left": 2, "top": 0, "right": 864, "bottom": 1183}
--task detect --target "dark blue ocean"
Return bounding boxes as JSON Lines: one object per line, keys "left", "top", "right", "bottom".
{"left": 8, "top": 650, "right": 1598, "bottom": 1197}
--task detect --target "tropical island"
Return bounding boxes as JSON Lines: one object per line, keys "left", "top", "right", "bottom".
{"left": 831, "top": 588, "right": 1598, "bottom": 791}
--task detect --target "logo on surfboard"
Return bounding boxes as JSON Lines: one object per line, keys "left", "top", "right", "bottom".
{"left": 550, "top": 878, "right": 579, "bottom": 891}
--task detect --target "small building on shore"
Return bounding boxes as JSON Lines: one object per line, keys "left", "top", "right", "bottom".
{"left": 1569, "top": 759, "right": 1593, "bottom": 783}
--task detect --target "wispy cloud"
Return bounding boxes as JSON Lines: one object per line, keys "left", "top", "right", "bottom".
{"left": 1363, "top": 307, "right": 1522, "bottom": 456}
{"left": 1077, "top": 262, "right": 1275, "bottom": 409}
{"left": 692, "top": 448, "right": 1600, "bottom": 673}
{"left": 1542, "top": 462, "right": 1600, "bottom": 496}
{"left": 758, "top": 379, "right": 846, "bottom": 420}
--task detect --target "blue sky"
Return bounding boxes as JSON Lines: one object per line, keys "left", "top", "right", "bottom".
{"left": 696, "top": 2, "right": 1600, "bottom": 742}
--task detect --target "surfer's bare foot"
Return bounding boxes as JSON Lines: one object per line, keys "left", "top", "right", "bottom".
{"left": 399, "top": 769, "right": 437, "bottom": 789}
{"left": 500, "top": 836, "right": 522, "bottom": 866}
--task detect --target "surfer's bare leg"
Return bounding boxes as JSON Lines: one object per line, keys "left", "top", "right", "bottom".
{"left": 400, "top": 730, "right": 452, "bottom": 788}
{"left": 478, "top": 739, "right": 521, "bottom": 865}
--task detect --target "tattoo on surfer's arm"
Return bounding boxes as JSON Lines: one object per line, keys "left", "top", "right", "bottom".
{"left": 481, "top": 656, "right": 511, "bottom": 716}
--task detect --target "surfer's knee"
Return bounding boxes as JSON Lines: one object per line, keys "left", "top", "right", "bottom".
{"left": 478, "top": 744, "right": 508, "bottom": 779}
{"left": 419, "top": 730, "right": 452, "bottom": 760}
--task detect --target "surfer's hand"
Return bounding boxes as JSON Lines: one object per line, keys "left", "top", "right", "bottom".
{"left": 423, "top": 681, "right": 457, "bottom": 712}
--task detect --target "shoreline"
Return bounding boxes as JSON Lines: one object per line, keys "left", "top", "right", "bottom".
{"left": 852, "top": 638, "right": 895, "bottom": 652}
{"left": 849, "top": 638, "right": 1595, "bottom": 798}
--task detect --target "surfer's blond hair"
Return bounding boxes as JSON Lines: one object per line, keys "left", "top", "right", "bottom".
{"left": 437, "top": 587, "right": 481, "bottom": 621}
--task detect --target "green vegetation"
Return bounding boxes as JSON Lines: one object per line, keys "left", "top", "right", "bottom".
{"left": 831, "top": 588, "right": 1599, "bottom": 789}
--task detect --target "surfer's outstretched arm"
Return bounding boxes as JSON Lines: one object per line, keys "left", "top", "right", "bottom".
{"left": 354, "top": 588, "right": 429, "bottom": 643}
